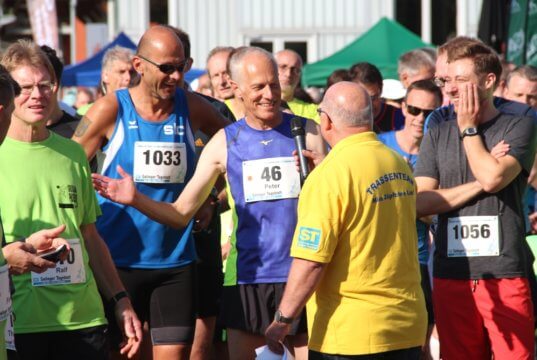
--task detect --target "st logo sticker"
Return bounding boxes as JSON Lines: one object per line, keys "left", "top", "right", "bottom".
{"left": 297, "top": 227, "right": 321, "bottom": 250}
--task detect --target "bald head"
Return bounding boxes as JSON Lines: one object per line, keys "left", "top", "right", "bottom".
{"left": 275, "top": 49, "right": 303, "bottom": 68}
{"left": 137, "top": 25, "right": 184, "bottom": 58}
{"left": 275, "top": 49, "right": 303, "bottom": 100}
{"left": 322, "top": 81, "right": 372, "bottom": 128}
{"left": 134, "top": 26, "right": 186, "bottom": 99}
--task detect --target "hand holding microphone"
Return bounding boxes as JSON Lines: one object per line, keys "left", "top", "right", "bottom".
{"left": 290, "top": 117, "right": 309, "bottom": 184}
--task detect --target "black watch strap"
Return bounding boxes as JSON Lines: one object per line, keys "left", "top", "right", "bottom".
{"left": 111, "top": 290, "right": 129, "bottom": 305}
{"left": 460, "top": 127, "right": 479, "bottom": 139}
{"left": 274, "top": 310, "right": 294, "bottom": 324}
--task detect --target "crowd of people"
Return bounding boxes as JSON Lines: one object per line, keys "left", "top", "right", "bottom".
{"left": 0, "top": 22, "right": 536, "bottom": 360}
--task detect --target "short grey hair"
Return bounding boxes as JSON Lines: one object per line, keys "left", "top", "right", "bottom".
{"left": 398, "top": 48, "right": 435, "bottom": 76}
{"left": 507, "top": 65, "right": 537, "bottom": 85}
{"left": 228, "top": 46, "right": 277, "bottom": 83}
{"left": 206, "top": 46, "right": 234, "bottom": 67}
{"left": 102, "top": 46, "right": 133, "bottom": 72}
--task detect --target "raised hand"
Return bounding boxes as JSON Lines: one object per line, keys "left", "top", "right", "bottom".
{"left": 456, "top": 83, "right": 480, "bottom": 131}
{"left": 92, "top": 165, "right": 137, "bottom": 205}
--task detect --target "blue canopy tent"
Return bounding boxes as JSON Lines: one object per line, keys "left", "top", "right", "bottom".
{"left": 62, "top": 32, "right": 205, "bottom": 87}
{"left": 62, "top": 32, "right": 137, "bottom": 87}
{"left": 184, "top": 68, "right": 206, "bottom": 84}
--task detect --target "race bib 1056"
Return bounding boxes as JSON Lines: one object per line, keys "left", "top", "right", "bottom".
{"left": 447, "top": 216, "right": 500, "bottom": 257}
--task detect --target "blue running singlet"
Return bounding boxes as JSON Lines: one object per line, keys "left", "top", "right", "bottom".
{"left": 96, "top": 88, "right": 197, "bottom": 268}
{"left": 224, "top": 113, "right": 305, "bottom": 285}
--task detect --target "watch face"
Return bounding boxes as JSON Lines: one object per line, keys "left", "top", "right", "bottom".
{"left": 467, "top": 128, "right": 478, "bottom": 135}
{"left": 275, "top": 310, "right": 293, "bottom": 324}
{"left": 461, "top": 127, "right": 479, "bottom": 138}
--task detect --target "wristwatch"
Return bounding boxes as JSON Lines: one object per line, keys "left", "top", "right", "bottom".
{"left": 274, "top": 310, "right": 294, "bottom": 324}
{"left": 110, "top": 290, "right": 129, "bottom": 305}
{"left": 460, "top": 127, "right": 479, "bottom": 139}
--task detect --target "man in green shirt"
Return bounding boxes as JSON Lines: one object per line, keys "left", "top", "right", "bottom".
{"left": 0, "top": 63, "right": 73, "bottom": 359}
{"left": 0, "top": 40, "right": 142, "bottom": 360}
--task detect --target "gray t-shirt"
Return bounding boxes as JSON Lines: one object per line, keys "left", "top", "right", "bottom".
{"left": 415, "top": 113, "right": 536, "bottom": 279}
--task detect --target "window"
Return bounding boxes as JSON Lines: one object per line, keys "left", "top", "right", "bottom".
{"left": 247, "top": 36, "right": 312, "bottom": 62}
{"left": 284, "top": 41, "right": 307, "bottom": 63}
{"left": 250, "top": 41, "right": 273, "bottom": 53}
{"left": 150, "top": 0, "right": 167, "bottom": 25}
{"left": 396, "top": 0, "right": 455, "bottom": 46}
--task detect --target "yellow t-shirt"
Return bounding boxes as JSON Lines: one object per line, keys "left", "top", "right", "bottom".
{"left": 287, "top": 98, "right": 320, "bottom": 124}
{"left": 76, "top": 102, "right": 93, "bottom": 117}
{"left": 291, "top": 132, "right": 426, "bottom": 355}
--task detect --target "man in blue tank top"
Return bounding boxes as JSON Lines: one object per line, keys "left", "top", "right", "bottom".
{"left": 73, "top": 26, "right": 229, "bottom": 360}
{"left": 92, "top": 47, "right": 327, "bottom": 360}
{"left": 377, "top": 79, "right": 442, "bottom": 358}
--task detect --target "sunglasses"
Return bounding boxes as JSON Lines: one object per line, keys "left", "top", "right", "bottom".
{"left": 138, "top": 54, "right": 187, "bottom": 75}
{"left": 433, "top": 77, "right": 446, "bottom": 88}
{"left": 406, "top": 104, "right": 434, "bottom": 118}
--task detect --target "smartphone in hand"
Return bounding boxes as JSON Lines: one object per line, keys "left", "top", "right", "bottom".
{"left": 38, "top": 244, "right": 68, "bottom": 262}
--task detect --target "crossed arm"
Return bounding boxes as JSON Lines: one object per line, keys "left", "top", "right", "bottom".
{"left": 417, "top": 84, "right": 524, "bottom": 217}
{"left": 456, "top": 83, "right": 522, "bottom": 193}
{"left": 463, "top": 136, "right": 522, "bottom": 193}
{"left": 416, "top": 137, "right": 515, "bottom": 217}
{"left": 416, "top": 177, "right": 484, "bottom": 217}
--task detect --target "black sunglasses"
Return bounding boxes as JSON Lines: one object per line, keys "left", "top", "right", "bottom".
{"left": 138, "top": 54, "right": 187, "bottom": 75}
{"left": 433, "top": 77, "right": 446, "bottom": 88}
{"left": 406, "top": 104, "right": 434, "bottom": 118}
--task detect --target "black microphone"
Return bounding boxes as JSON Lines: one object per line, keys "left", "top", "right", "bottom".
{"left": 290, "top": 117, "right": 309, "bottom": 184}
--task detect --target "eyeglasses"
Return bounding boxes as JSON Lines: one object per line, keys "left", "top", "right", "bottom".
{"left": 278, "top": 65, "right": 301, "bottom": 75}
{"left": 18, "top": 81, "right": 54, "bottom": 96}
{"left": 316, "top": 107, "right": 333, "bottom": 122}
{"left": 433, "top": 77, "right": 446, "bottom": 88}
{"left": 316, "top": 107, "right": 329, "bottom": 116}
{"left": 137, "top": 54, "right": 187, "bottom": 75}
{"left": 406, "top": 104, "right": 434, "bottom": 118}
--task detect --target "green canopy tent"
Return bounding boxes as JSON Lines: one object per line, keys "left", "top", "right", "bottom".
{"left": 506, "top": 0, "right": 537, "bottom": 66}
{"left": 302, "top": 17, "right": 433, "bottom": 87}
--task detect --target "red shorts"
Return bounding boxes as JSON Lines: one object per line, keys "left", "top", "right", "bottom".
{"left": 433, "top": 277, "right": 534, "bottom": 360}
